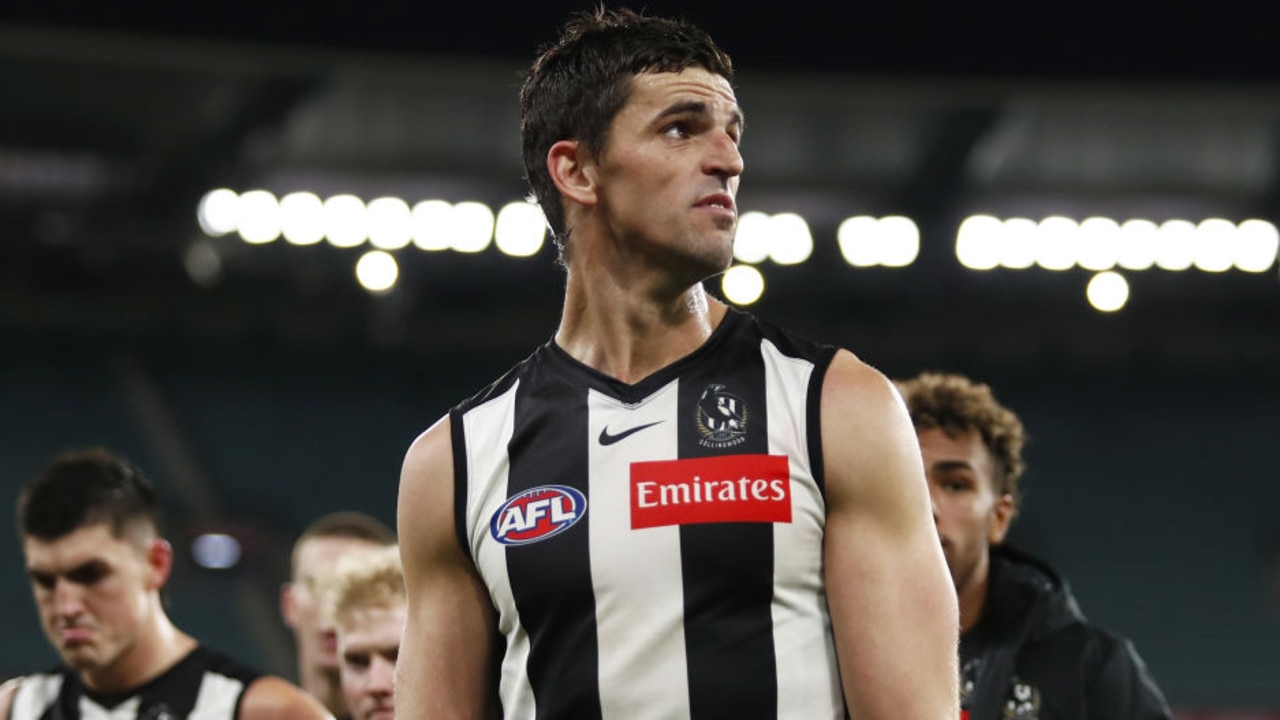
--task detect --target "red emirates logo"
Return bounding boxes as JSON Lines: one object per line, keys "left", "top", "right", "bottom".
{"left": 630, "top": 454, "right": 791, "bottom": 529}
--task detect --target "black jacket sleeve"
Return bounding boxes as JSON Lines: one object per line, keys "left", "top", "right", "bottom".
{"left": 1086, "top": 634, "right": 1172, "bottom": 720}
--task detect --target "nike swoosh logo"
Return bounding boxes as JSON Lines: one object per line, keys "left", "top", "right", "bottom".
{"left": 598, "top": 420, "right": 663, "bottom": 446}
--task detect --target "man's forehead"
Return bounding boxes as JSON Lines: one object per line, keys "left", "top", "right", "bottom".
{"left": 296, "top": 536, "right": 384, "bottom": 574}
{"left": 25, "top": 524, "right": 130, "bottom": 568}
{"left": 630, "top": 68, "right": 739, "bottom": 108}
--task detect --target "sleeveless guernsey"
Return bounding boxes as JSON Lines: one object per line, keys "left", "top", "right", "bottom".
{"left": 8, "top": 646, "right": 260, "bottom": 720}
{"left": 450, "top": 308, "right": 845, "bottom": 719}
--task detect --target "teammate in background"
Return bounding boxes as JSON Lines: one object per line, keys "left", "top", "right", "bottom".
{"left": 322, "top": 546, "right": 405, "bottom": 720}
{"left": 395, "top": 7, "right": 957, "bottom": 719}
{"left": 895, "top": 371, "right": 1171, "bottom": 719}
{"left": 0, "top": 447, "right": 333, "bottom": 720}
{"left": 282, "top": 511, "right": 395, "bottom": 720}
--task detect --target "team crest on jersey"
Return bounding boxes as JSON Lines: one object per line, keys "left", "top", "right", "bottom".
{"left": 695, "top": 383, "right": 748, "bottom": 448}
{"left": 141, "top": 705, "right": 176, "bottom": 720}
{"left": 1002, "top": 677, "right": 1042, "bottom": 719}
{"left": 490, "top": 485, "right": 587, "bottom": 546}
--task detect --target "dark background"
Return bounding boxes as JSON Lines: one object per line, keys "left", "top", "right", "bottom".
{"left": 1, "top": 1, "right": 1277, "bottom": 712}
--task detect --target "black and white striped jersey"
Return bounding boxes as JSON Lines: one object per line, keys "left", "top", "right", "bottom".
{"left": 8, "top": 646, "right": 260, "bottom": 720}
{"left": 450, "top": 308, "right": 846, "bottom": 719}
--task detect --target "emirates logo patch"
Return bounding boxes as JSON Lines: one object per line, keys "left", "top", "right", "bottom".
{"left": 629, "top": 454, "right": 791, "bottom": 529}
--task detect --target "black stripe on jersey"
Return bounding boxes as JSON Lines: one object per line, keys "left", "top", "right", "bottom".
{"left": 806, "top": 352, "right": 831, "bottom": 498}
{"left": 505, "top": 370, "right": 603, "bottom": 720}
{"left": 755, "top": 318, "right": 836, "bottom": 499}
{"left": 451, "top": 406, "right": 472, "bottom": 556}
{"left": 678, "top": 339, "right": 777, "bottom": 718}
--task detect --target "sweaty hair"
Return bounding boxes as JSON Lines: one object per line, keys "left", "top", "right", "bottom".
{"left": 17, "top": 447, "right": 162, "bottom": 544}
{"left": 323, "top": 545, "right": 405, "bottom": 629}
{"left": 291, "top": 510, "right": 396, "bottom": 579}
{"left": 895, "top": 372, "right": 1028, "bottom": 515}
{"left": 520, "top": 5, "right": 735, "bottom": 260}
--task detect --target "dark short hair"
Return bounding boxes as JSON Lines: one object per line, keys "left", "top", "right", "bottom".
{"left": 895, "top": 372, "right": 1028, "bottom": 515}
{"left": 290, "top": 511, "right": 395, "bottom": 578}
{"left": 520, "top": 6, "right": 735, "bottom": 261}
{"left": 17, "top": 447, "right": 162, "bottom": 543}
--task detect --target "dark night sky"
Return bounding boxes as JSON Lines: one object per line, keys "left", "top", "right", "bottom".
{"left": 1, "top": 0, "right": 1275, "bottom": 82}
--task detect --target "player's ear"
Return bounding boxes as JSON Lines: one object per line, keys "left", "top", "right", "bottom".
{"left": 281, "top": 582, "right": 299, "bottom": 627}
{"left": 144, "top": 538, "right": 173, "bottom": 590}
{"left": 548, "top": 140, "right": 598, "bottom": 208}
{"left": 988, "top": 494, "right": 1014, "bottom": 545}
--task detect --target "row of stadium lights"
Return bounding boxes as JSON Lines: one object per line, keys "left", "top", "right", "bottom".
{"left": 197, "top": 189, "right": 1279, "bottom": 311}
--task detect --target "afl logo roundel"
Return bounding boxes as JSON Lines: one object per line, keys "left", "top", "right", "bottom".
{"left": 490, "top": 485, "right": 587, "bottom": 546}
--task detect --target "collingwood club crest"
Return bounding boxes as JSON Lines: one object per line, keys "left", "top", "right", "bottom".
{"left": 696, "top": 383, "right": 748, "bottom": 448}
{"left": 1003, "top": 677, "right": 1042, "bottom": 720}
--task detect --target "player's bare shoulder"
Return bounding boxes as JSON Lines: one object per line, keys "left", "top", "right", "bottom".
{"left": 821, "top": 349, "right": 907, "bottom": 419}
{"left": 0, "top": 675, "right": 21, "bottom": 719}
{"left": 240, "top": 676, "right": 334, "bottom": 720}
{"left": 401, "top": 415, "right": 453, "bottom": 490}
{"left": 819, "top": 349, "right": 923, "bottom": 503}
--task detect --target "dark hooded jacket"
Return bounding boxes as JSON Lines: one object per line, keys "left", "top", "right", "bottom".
{"left": 960, "top": 544, "right": 1171, "bottom": 720}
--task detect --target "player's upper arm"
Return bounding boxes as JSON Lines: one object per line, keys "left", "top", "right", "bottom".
{"left": 239, "top": 675, "right": 333, "bottom": 720}
{"left": 396, "top": 414, "right": 499, "bottom": 719}
{"left": 0, "top": 676, "right": 21, "bottom": 719}
{"left": 820, "top": 350, "right": 959, "bottom": 720}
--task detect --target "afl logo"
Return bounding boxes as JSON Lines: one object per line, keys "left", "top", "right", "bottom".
{"left": 490, "top": 485, "right": 587, "bottom": 546}
{"left": 696, "top": 383, "right": 748, "bottom": 448}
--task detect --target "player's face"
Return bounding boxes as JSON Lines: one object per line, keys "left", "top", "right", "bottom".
{"left": 284, "top": 537, "right": 385, "bottom": 670}
{"left": 24, "top": 523, "right": 163, "bottom": 675}
{"left": 590, "top": 67, "right": 744, "bottom": 281}
{"left": 338, "top": 602, "right": 406, "bottom": 720}
{"left": 918, "top": 427, "right": 1012, "bottom": 595}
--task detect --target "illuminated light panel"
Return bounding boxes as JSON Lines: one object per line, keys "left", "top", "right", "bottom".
{"left": 495, "top": 201, "right": 546, "bottom": 257}
{"left": 411, "top": 200, "right": 453, "bottom": 251}
{"left": 879, "top": 216, "right": 920, "bottom": 267}
{"left": 768, "top": 212, "right": 813, "bottom": 265}
{"left": 192, "top": 533, "right": 241, "bottom": 570}
{"left": 1191, "top": 218, "right": 1235, "bottom": 273}
{"left": 956, "top": 214, "right": 1001, "bottom": 270}
{"left": 1117, "top": 219, "right": 1158, "bottom": 270}
{"left": 1077, "top": 217, "right": 1120, "bottom": 271}
{"left": 1035, "top": 216, "right": 1077, "bottom": 271}
{"left": 1086, "top": 271, "right": 1129, "bottom": 312}
{"left": 237, "top": 190, "right": 281, "bottom": 245}
{"left": 733, "top": 211, "right": 771, "bottom": 264}
{"left": 324, "top": 194, "right": 368, "bottom": 249}
{"left": 280, "top": 192, "right": 325, "bottom": 246}
{"left": 367, "top": 196, "right": 413, "bottom": 251}
{"left": 999, "top": 218, "right": 1037, "bottom": 270}
{"left": 840, "top": 215, "right": 919, "bottom": 268}
{"left": 197, "top": 188, "right": 239, "bottom": 236}
{"left": 721, "top": 264, "right": 764, "bottom": 305}
{"left": 837, "top": 215, "right": 877, "bottom": 267}
{"left": 1154, "top": 219, "right": 1195, "bottom": 271}
{"left": 451, "top": 201, "right": 495, "bottom": 253}
{"left": 1235, "top": 219, "right": 1280, "bottom": 272}
{"left": 183, "top": 240, "right": 222, "bottom": 288}
{"left": 355, "top": 250, "right": 399, "bottom": 293}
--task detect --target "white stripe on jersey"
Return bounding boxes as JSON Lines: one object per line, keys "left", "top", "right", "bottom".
{"left": 189, "top": 673, "right": 246, "bottom": 720}
{"left": 587, "top": 381, "right": 691, "bottom": 720}
{"left": 11, "top": 676, "right": 61, "bottom": 719}
{"left": 762, "top": 338, "right": 844, "bottom": 717}
{"left": 78, "top": 695, "right": 138, "bottom": 720}
{"left": 461, "top": 379, "right": 537, "bottom": 718}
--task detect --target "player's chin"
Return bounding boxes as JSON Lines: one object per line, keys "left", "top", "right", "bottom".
{"left": 59, "top": 647, "right": 100, "bottom": 670}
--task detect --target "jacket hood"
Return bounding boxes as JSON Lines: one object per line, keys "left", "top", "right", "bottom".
{"left": 983, "top": 543, "right": 1087, "bottom": 644}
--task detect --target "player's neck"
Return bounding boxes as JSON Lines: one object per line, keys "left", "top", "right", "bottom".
{"left": 957, "top": 555, "right": 992, "bottom": 634}
{"left": 82, "top": 610, "right": 197, "bottom": 695}
{"left": 556, "top": 272, "right": 727, "bottom": 385}
{"left": 300, "top": 666, "right": 347, "bottom": 718}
